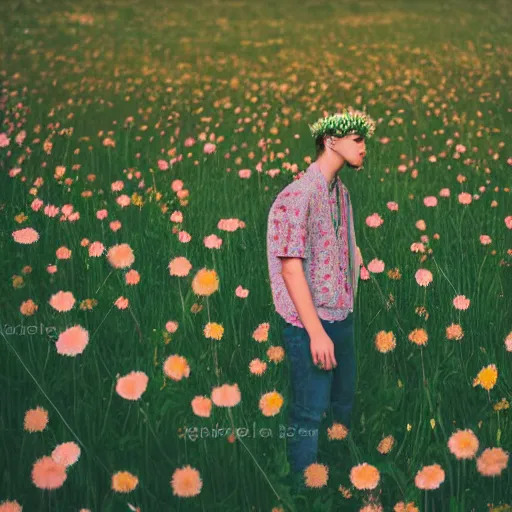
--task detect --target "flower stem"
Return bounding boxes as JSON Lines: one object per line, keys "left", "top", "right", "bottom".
{"left": 178, "top": 278, "right": 185, "bottom": 313}
{"left": 461, "top": 459, "right": 466, "bottom": 512}
{"left": 457, "top": 461, "right": 460, "bottom": 507}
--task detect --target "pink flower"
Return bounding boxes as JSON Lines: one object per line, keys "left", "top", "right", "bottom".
{"left": 89, "top": 241, "right": 105, "bottom": 257}
{"left": 60, "top": 203, "right": 76, "bottom": 218}
{"left": 12, "top": 227, "right": 39, "bottom": 244}
{"left": 367, "top": 259, "right": 385, "bottom": 273}
{"left": 170, "top": 154, "right": 183, "bottom": 165}
{"left": 157, "top": 159, "right": 169, "bottom": 171}
{"left": 171, "top": 180, "right": 184, "bottom": 192}
{"left": 168, "top": 257, "right": 192, "bottom": 277}
{"left": 31, "top": 198, "right": 44, "bottom": 211}
{"left": 165, "top": 321, "right": 179, "bottom": 333}
{"left": 0, "top": 500, "right": 22, "bottom": 511}
{"left": 423, "top": 196, "right": 438, "bottom": 207}
{"left": 52, "top": 441, "right": 81, "bottom": 467}
{"left": 44, "top": 204, "right": 60, "bottom": 217}
{"left": 49, "top": 291, "right": 75, "bottom": 312}
{"left": 415, "top": 269, "right": 433, "bottom": 287}
{"left": 56, "top": 247, "right": 72, "bottom": 259}
{"left": 211, "top": 383, "right": 241, "bottom": 407}
{"left": 415, "top": 220, "right": 427, "bottom": 231}
{"left": 217, "top": 219, "right": 241, "bottom": 232}
{"left": 114, "top": 296, "right": 129, "bottom": 309}
{"left": 504, "top": 331, "right": 512, "bottom": 352}
{"left": 170, "top": 210, "right": 183, "bottom": 223}
{"left": 235, "top": 286, "right": 249, "bottom": 298}
{"left": 125, "top": 269, "right": 140, "bottom": 285}
{"left": 110, "top": 220, "right": 122, "bottom": 232}
{"left": 458, "top": 192, "right": 472, "bottom": 205}
{"left": 191, "top": 396, "right": 212, "bottom": 417}
{"left": 0, "top": 133, "right": 10, "bottom": 147}
{"left": 203, "top": 143, "right": 216, "bottom": 154}
{"left": 178, "top": 231, "right": 192, "bottom": 243}
{"left": 116, "top": 371, "right": 149, "bottom": 400}
{"left": 453, "top": 295, "right": 470, "bottom": 311}
{"left": 56, "top": 325, "right": 89, "bottom": 356}
{"left": 16, "top": 130, "right": 27, "bottom": 145}
{"left": 116, "top": 195, "right": 131, "bottom": 207}
{"left": 31, "top": 456, "right": 67, "bottom": 489}
{"left": 204, "top": 234, "right": 222, "bottom": 249}
{"left": 107, "top": 243, "right": 135, "bottom": 268}
{"left": 365, "top": 213, "right": 384, "bottom": 228}
{"left": 411, "top": 242, "right": 426, "bottom": 253}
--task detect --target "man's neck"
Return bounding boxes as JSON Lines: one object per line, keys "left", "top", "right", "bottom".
{"left": 314, "top": 155, "right": 346, "bottom": 189}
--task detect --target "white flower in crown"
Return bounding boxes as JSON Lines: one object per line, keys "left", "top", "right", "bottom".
{"left": 308, "top": 107, "right": 376, "bottom": 140}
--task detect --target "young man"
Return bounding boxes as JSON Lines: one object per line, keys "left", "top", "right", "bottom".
{"left": 266, "top": 108, "right": 375, "bottom": 492}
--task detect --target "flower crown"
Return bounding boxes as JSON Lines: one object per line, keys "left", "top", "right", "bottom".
{"left": 308, "top": 108, "right": 376, "bottom": 140}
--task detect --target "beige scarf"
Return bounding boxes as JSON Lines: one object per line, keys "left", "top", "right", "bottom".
{"left": 345, "top": 189, "right": 361, "bottom": 301}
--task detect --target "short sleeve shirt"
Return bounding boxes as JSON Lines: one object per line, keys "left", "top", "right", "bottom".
{"left": 266, "top": 161, "right": 361, "bottom": 328}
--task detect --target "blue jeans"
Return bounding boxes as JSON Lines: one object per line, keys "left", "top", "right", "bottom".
{"left": 282, "top": 312, "right": 356, "bottom": 475}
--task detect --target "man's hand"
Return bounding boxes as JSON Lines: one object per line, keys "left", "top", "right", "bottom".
{"left": 310, "top": 331, "right": 337, "bottom": 371}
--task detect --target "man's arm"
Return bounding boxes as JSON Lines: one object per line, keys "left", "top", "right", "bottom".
{"left": 280, "top": 257, "right": 324, "bottom": 337}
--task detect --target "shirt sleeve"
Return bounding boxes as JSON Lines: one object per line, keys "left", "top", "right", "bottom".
{"left": 272, "top": 190, "right": 310, "bottom": 259}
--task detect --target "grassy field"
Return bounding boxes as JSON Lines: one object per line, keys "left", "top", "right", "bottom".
{"left": 1, "top": 0, "right": 511, "bottom": 510}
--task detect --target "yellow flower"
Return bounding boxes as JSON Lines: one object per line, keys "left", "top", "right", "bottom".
{"left": 204, "top": 322, "right": 224, "bottom": 340}
{"left": 131, "top": 193, "right": 144, "bottom": 207}
{"left": 375, "top": 330, "right": 396, "bottom": 353}
{"left": 408, "top": 328, "right": 428, "bottom": 346}
{"left": 12, "top": 275, "right": 25, "bottom": 289}
{"left": 15, "top": 212, "right": 28, "bottom": 223}
{"left": 267, "top": 346, "right": 284, "bottom": 363}
{"left": 111, "top": 471, "right": 138, "bottom": 493}
{"left": 377, "top": 435, "right": 395, "bottom": 454}
{"left": 472, "top": 364, "right": 498, "bottom": 391}
{"left": 304, "top": 463, "right": 329, "bottom": 488}
{"left": 259, "top": 391, "right": 284, "bottom": 417}
{"left": 493, "top": 398, "right": 509, "bottom": 411}
{"left": 327, "top": 422, "right": 349, "bottom": 441}
{"left": 192, "top": 269, "right": 219, "bottom": 296}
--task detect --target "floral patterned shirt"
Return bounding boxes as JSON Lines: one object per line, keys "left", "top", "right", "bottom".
{"left": 266, "top": 161, "right": 362, "bottom": 328}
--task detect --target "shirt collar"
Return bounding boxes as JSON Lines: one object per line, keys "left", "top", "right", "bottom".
{"left": 311, "top": 161, "right": 341, "bottom": 193}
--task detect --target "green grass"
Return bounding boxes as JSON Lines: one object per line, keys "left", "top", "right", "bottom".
{"left": 1, "top": 0, "right": 511, "bottom": 510}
